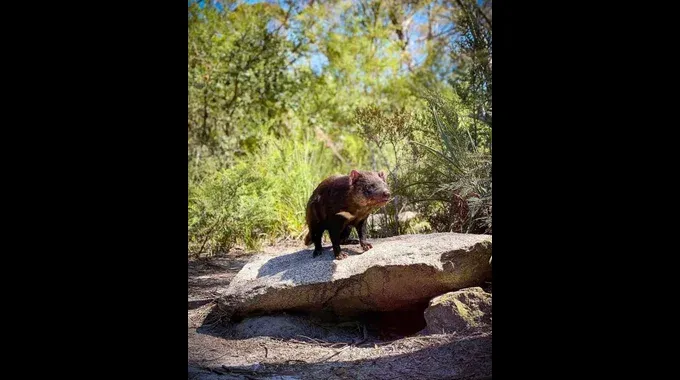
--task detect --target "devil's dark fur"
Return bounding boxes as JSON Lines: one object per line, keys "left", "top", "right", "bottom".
{"left": 304, "top": 170, "right": 391, "bottom": 260}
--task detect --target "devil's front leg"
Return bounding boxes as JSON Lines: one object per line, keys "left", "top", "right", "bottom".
{"left": 356, "top": 218, "right": 373, "bottom": 251}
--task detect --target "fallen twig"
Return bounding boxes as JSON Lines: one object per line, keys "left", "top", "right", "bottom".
{"left": 291, "top": 336, "right": 347, "bottom": 348}
{"left": 320, "top": 345, "right": 351, "bottom": 362}
{"left": 200, "top": 350, "right": 233, "bottom": 362}
{"left": 297, "top": 335, "right": 324, "bottom": 344}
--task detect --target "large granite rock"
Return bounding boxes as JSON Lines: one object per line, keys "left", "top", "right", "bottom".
{"left": 423, "top": 287, "right": 492, "bottom": 334}
{"left": 217, "top": 233, "right": 492, "bottom": 320}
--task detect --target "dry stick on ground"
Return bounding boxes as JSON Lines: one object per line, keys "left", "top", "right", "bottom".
{"left": 289, "top": 338, "right": 346, "bottom": 348}
{"left": 319, "top": 324, "right": 369, "bottom": 362}
{"left": 294, "top": 335, "right": 349, "bottom": 348}
{"left": 199, "top": 350, "right": 234, "bottom": 363}
{"left": 319, "top": 344, "right": 351, "bottom": 362}
{"left": 297, "top": 335, "right": 325, "bottom": 344}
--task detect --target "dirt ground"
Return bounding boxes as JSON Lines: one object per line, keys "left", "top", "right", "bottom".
{"left": 188, "top": 245, "right": 492, "bottom": 380}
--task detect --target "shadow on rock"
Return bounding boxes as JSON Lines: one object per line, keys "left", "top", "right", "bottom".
{"left": 256, "top": 245, "right": 363, "bottom": 282}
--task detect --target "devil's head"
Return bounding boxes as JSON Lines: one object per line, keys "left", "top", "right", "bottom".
{"left": 348, "top": 169, "right": 391, "bottom": 207}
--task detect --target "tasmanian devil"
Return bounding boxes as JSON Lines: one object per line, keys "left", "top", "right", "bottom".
{"left": 304, "top": 170, "right": 391, "bottom": 260}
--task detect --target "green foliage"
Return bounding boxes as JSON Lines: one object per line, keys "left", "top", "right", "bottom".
{"left": 188, "top": 161, "right": 278, "bottom": 254}
{"left": 187, "top": 0, "right": 492, "bottom": 256}
{"left": 188, "top": 131, "right": 359, "bottom": 256}
{"left": 188, "top": 2, "right": 296, "bottom": 159}
{"left": 412, "top": 93, "right": 492, "bottom": 234}
{"left": 354, "top": 92, "right": 491, "bottom": 237}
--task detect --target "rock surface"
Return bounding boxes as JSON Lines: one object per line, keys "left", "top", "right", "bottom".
{"left": 423, "top": 287, "right": 492, "bottom": 334}
{"left": 217, "top": 233, "right": 492, "bottom": 319}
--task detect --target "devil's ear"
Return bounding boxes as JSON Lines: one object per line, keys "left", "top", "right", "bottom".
{"left": 349, "top": 170, "right": 360, "bottom": 185}
{"left": 378, "top": 171, "right": 386, "bottom": 183}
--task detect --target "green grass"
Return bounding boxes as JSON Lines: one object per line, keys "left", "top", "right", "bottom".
{"left": 188, "top": 131, "right": 363, "bottom": 256}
